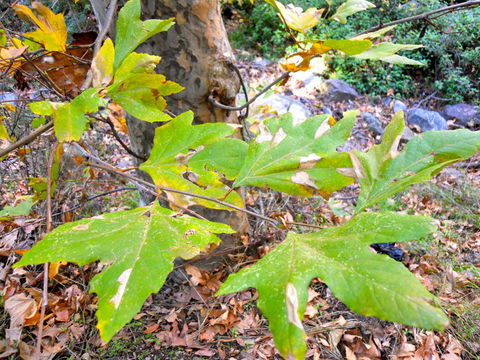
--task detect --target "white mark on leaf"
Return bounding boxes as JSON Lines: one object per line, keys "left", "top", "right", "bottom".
{"left": 73, "top": 224, "right": 89, "bottom": 230}
{"left": 110, "top": 268, "right": 132, "bottom": 309}
{"left": 314, "top": 118, "right": 331, "bottom": 139}
{"left": 336, "top": 168, "right": 356, "bottom": 177}
{"left": 299, "top": 153, "right": 321, "bottom": 170}
{"left": 291, "top": 171, "right": 317, "bottom": 189}
{"left": 349, "top": 152, "right": 365, "bottom": 179}
{"left": 255, "top": 123, "right": 273, "bottom": 143}
{"left": 285, "top": 283, "right": 303, "bottom": 330}
{"left": 272, "top": 128, "right": 287, "bottom": 146}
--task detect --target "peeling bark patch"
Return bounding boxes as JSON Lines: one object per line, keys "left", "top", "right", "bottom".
{"left": 299, "top": 153, "right": 321, "bottom": 170}
{"left": 291, "top": 171, "right": 317, "bottom": 189}
{"left": 110, "top": 268, "right": 132, "bottom": 309}
{"left": 285, "top": 283, "right": 303, "bottom": 330}
{"left": 272, "top": 128, "right": 287, "bottom": 145}
{"left": 177, "top": 50, "right": 191, "bottom": 72}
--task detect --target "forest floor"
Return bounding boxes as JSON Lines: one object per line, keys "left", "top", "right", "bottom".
{"left": 1, "top": 58, "right": 479, "bottom": 360}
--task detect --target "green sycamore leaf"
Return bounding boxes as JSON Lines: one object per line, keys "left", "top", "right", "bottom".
{"left": 188, "top": 138, "right": 248, "bottom": 180}
{"left": 29, "top": 89, "right": 102, "bottom": 142}
{"left": 332, "top": 0, "right": 375, "bottom": 24}
{"left": 114, "top": 0, "right": 174, "bottom": 69}
{"left": 15, "top": 202, "right": 235, "bottom": 342}
{"left": 218, "top": 212, "right": 448, "bottom": 360}
{"left": 324, "top": 38, "right": 372, "bottom": 56}
{"left": 107, "top": 53, "right": 184, "bottom": 123}
{"left": 0, "top": 197, "right": 35, "bottom": 218}
{"left": 140, "top": 111, "right": 244, "bottom": 209}
{"left": 231, "top": 111, "right": 357, "bottom": 197}
{"left": 354, "top": 42, "right": 423, "bottom": 65}
{"left": 353, "top": 112, "right": 480, "bottom": 212}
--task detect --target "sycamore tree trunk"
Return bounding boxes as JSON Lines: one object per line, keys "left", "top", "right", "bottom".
{"left": 126, "top": 0, "right": 248, "bottom": 265}
{"left": 128, "top": 0, "right": 241, "bottom": 158}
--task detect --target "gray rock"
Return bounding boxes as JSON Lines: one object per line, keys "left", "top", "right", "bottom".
{"left": 0, "top": 92, "right": 17, "bottom": 104}
{"left": 361, "top": 113, "right": 384, "bottom": 135}
{"left": 253, "top": 94, "right": 311, "bottom": 124}
{"left": 321, "top": 79, "right": 359, "bottom": 102}
{"left": 401, "top": 126, "right": 416, "bottom": 141}
{"left": 321, "top": 106, "right": 333, "bottom": 115}
{"left": 401, "top": 1, "right": 420, "bottom": 10}
{"left": 252, "top": 57, "right": 272, "bottom": 67}
{"left": 441, "top": 104, "right": 480, "bottom": 127}
{"left": 393, "top": 100, "right": 408, "bottom": 113}
{"left": 407, "top": 108, "right": 448, "bottom": 132}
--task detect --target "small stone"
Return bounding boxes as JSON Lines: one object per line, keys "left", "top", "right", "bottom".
{"left": 253, "top": 94, "right": 311, "bottom": 124}
{"left": 401, "top": 126, "right": 415, "bottom": 141}
{"left": 321, "top": 79, "right": 359, "bottom": 102}
{"left": 321, "top": 106, "right": 333, "bottom": 115}
{"left": 252, "top": 57, "right": 272, "bottom": 67}
{"left": 361, "top": 113, "right": 384, "bottom": 135}
{"left": 393, "top": 100, "right": 408, "bottom": 113}
{"left": 441, "top": 104, "right": 480, "bottom": 127}
{"left": 407, "top": 108, "right": 448, "bottom": 132}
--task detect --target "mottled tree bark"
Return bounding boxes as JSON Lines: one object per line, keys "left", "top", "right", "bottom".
{"left": 126, "top": 0, "right": 248, "bottom": 266}
{"left": 128, "top": 0, "right": 241, "bottom": 159}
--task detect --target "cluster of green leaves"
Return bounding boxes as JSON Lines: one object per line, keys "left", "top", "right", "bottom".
{"left": 9, "top": 1, "right": 480, "bottom": 360}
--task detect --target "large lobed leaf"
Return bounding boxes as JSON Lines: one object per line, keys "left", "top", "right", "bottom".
{"left": 228, "top": 111, "right": 357, "bottom": 197}
{"left": 105, "top": 50, "right": 184, "bottom": 123}
{"left": 114, "top": 0, "right": 174, "bottom": 69}
{"left": 29, "top": 88, "right": 102, "bottom": 142}
{"left": 218, "top": 212, "right": 448, "bottom": 360}
{"left": 13, "top": 2, "right": 67, "bottom": 51}
{"left": 140, "top": 111, "right": 244, "bottom": 209}
{"left": 353, "top": 111, "right": 480, "bottom": 212}
{"left": 15, "top": 202, "right": 234, "bottom": 342}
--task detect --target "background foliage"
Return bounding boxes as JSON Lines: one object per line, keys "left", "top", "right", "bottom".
{"left": 226, "top": 0, "right": 480, "bottom": 102}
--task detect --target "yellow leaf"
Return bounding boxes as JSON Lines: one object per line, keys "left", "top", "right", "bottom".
{"left": 13, "top": 2, "right": 67, "bottom": 51}
{"left": 49, "top": 261, "right": 68, "bottom": 278}
{"left": 91, "top": 38, "right": 115, "bottom": 87}
{"left": 0, "top": 117, "right": 10, "bottom": 140}
{"left": 276, "top": 2, "right": 323, "bottom": 33}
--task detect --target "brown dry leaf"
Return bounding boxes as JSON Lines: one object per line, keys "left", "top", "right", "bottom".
{"left": 4, "top": 293, "right": 38, "bottom": 327}
{"left": 14, "top": 32, "right": 94, "bottom": 96}
{"left": 143, "top": 323, "right": 159, "bottom": 334}
{"left": 414, "top": 332, "right": 440, "bottom": 360}
{"left": 107, "top": 102, "right": 128, "bottom": 134}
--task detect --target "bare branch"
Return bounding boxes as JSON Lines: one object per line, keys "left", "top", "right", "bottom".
{"left": 0, "top": 121, "right": 54, "bottom": 159}
{"left": 209, "top": 71, "right": 290, "bottom": 112}
{"left": 358, "top": 0, "right": 480, "bottom": 36}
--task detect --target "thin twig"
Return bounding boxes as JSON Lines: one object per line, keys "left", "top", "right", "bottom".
{"left": 0, "top": 121, "right": 54, "bottom": 159}
{"left": 98, "top": 116, "right": 147, "bottom": 161}
{"left": 209, "top": 72, "right": 290, "bottom": 112}
{"left": 71, "top": 144, "right": 333, "bottom": 230}
{"left": 36, "top": 142, "right": 59, "bottom": 359}
{"left": 82, "top": 0, "right": 118, "bottom": 90}
{"left": 357, "top": 0, "right": 480, "bottom": 36}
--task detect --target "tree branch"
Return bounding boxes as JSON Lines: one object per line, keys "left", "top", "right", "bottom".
{"left": 209, "top": 71, "right": 290, "bottom": 112}
{"left": 0, "top": 121, "right": 54, "bottom": 158}
{"left": 358, "top": 0, "right": 480, "bottom": 36}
